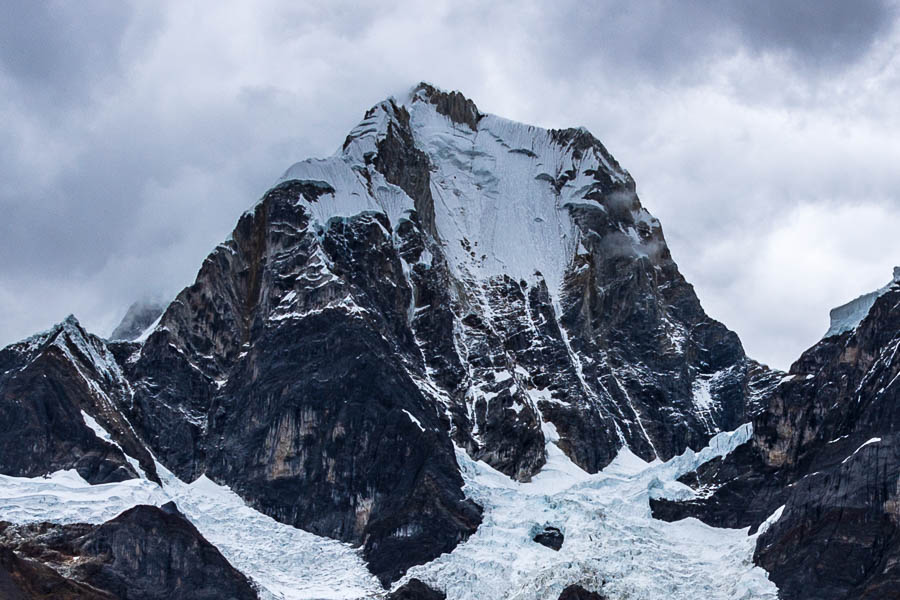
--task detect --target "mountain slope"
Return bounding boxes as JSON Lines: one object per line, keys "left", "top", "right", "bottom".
{"left": 0, "top": 503, "right": 258, "bottom": 600}
{"left": 0, "top": 316, "right": 158, "bottom": 484}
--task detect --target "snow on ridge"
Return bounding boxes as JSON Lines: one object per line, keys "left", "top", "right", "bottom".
{"left": 841, "top": 437, "right": 882, "bottom": 464}
{"left": 80, "top": 410, "right": 144, "bottom": 476}
{"left": 825, "top": 267, "right": 900, "bottom": 338}
{"left": 134, "top": 312, "right": 164, "bottom": 343}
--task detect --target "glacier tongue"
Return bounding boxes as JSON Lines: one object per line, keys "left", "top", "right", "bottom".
{"left": 824, "top": 266, "right": 900, "bottom": 338}
{"left": 398, "top": 423, "right": 778, "bottom": 600}
{"left": 0, "top": 466, "right": 381, "bottom": 600}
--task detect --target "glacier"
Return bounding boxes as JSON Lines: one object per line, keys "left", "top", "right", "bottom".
{"left": 0, "top": 421, "right": 776, "bottom": 599}
{"left": 397, "top": 423, "right": 778, "bottom": 600}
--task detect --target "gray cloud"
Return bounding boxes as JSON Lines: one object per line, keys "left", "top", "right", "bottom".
{"left": 1, "top": 0, "right": 899, "bottom": 371}
{"left": 0, "top": 1, "right": 154, "bottom": 109}
{"left": 536, "top": 0, "right": 894, "bottom": 83}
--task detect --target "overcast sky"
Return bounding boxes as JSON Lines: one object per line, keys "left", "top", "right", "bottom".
{"left": 2, "top": 0, "right": 900, "bottom": 370}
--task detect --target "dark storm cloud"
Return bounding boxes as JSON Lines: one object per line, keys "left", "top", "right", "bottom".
{"left": 724, "top": 0, "right": 894, "bottom": 67}
{"left": 0, "top": 0, "right": 899, "bottom": 372}
{"left": 535, "top": 0, "right": 894, "bottom": 88}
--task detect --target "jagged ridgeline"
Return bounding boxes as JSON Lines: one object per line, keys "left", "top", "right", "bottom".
{"left": 4, "top": 83, "right": 896, "bottom": 600}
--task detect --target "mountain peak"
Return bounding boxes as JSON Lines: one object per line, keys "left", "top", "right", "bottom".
{"left": 110, "top": 299, "right": 167, "bottom": 341}
{"left": 410, "top": 82, "right": 481, "bottom": 130}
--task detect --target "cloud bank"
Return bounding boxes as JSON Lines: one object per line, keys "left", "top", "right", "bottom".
{"left": 2, "top": 0, "right": 899, "bottom": 369}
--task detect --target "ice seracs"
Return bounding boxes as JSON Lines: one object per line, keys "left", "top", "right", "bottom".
{"left": 397, "top": 423, "right": 776, "bottom": 600}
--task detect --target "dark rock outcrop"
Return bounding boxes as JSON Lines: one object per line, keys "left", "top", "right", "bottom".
{"left": 121, "top": 177, "right": 481, "bottom": 585}
{"left": 0, "top": 504, "right": 258, "bottom": 600}
{"left": 0, "top": 316, "right": 157, "bottom": 484}
{"left": 533, "top": 525, "right": 564, "bottom": 551}
{"left": 558, "top": 584, "right": 607, "bottom": 600}
{"left": 0, "top": 545, "right": 113, "bottom": 600}
{"left": 414, "top": 82, "right": 481, "bottom": 131}
{"left": 387, "top": 578, "right": 446, "bottom": 600}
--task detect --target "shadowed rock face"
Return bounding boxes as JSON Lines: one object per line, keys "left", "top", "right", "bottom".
{"left": 0, "top": 545, "right": 113, "bottom": 600}
{"left": 0, "top": 503, "right": 258, "bottom": 600}
{"left": 533, "top": 525, "right": 565, "bottom": 551}
{"left": 653, "top": 277, "right": 900, "bottom": 600}
{"left": 557, "top": 584, "right": 607, "bottom": 600}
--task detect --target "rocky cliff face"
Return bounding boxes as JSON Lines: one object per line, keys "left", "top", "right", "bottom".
{"left": 0, "top": 316, "right": 158, "bottom": 485}
{"left": 653, "top": 268, "right": 900, "bottom": 600}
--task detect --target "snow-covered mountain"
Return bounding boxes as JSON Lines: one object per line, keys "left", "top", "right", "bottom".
{"left": 1, "top": 83, "right": 897, "bottom": 600}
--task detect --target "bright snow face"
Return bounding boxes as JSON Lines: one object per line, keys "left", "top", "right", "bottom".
{"left": 277, "top": 87, "right": 644, "bottom": 306}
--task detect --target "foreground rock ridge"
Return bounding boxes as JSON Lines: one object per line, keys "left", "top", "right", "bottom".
{"left": 0, "top": 503, "right": 258, "bottom": 600}
{"left": 0, "top": 82, "right": 896, "bottom": 598}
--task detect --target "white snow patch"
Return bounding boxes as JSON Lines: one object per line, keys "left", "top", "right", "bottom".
{"left": 841, "top": 437, "right": 882, "bottom": 464}
{"left": 757, "top": 505, "right": 785, "bottom": 538}
{"left": 691, "top": 375, "right": 720, "bottom": 433}
{"left": 494, "top": 370, "right": 512, "bottom": 383}
{"left": 402, "top": 409, "right": 425, "bottom": 432}
{"left": 80, "top": 410, "right": 144, "bottom": 476}
{"left": 135, "top": 313, "right": 163, "bottom": 343}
